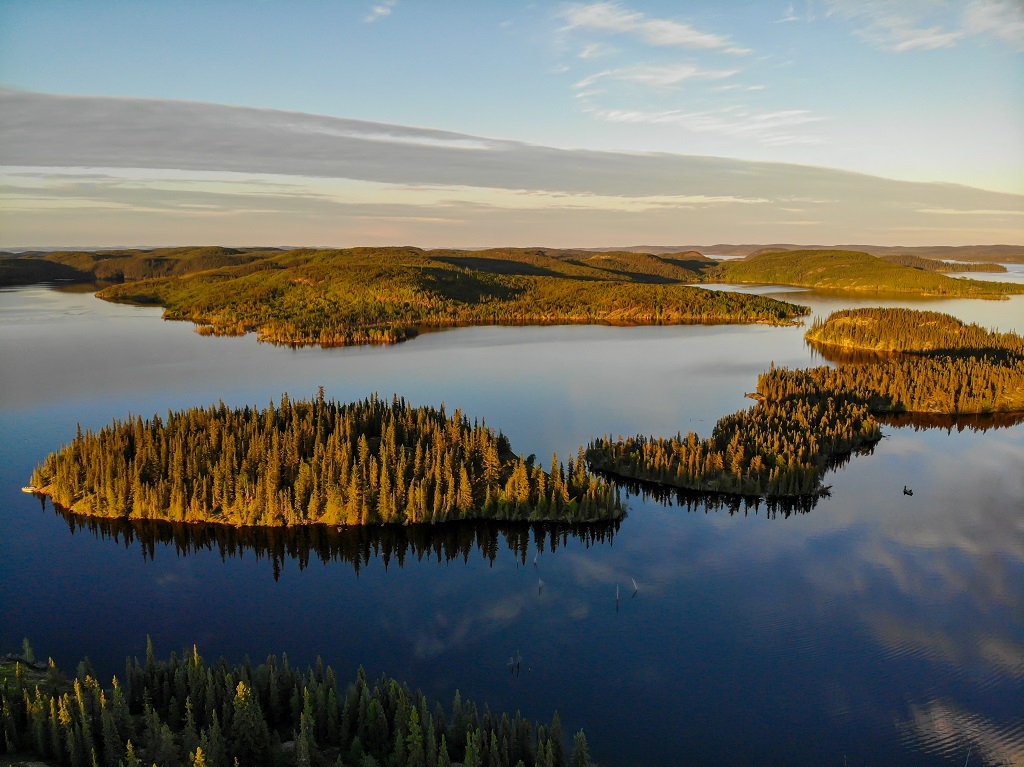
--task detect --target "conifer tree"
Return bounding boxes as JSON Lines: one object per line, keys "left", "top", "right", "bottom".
{"left": 231, "top": 682, "right": 270, "bottom": 767}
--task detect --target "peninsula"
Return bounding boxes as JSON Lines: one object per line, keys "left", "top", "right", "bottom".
{"left": 587, "top": 308, "right": 1024, "bottom": 498}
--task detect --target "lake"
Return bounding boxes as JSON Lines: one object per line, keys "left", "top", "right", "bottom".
{"left": 1, "top": 282, "right": 1022, "bottom": 767}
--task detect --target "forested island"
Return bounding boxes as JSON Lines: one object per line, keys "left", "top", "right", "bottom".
{"left": 875, "top": 254, "right": 1006, "bottom": 273}
{"left": 0, "top": 641, "right": 594, "bottom": 767}
{"left": 28, "top": 394, "right": 623, "bottom": 527}
{"left": 805, "top": 307, "right": 1024, "bottom": 355}
{"left": 587, "top": 308, "right": 1024, "bottom": 498}
{"left": 603, "top": 244, "right": 1024, "bottom": 263}
{"left": 704, "top": 249, "right": 1023, "bottom": 296}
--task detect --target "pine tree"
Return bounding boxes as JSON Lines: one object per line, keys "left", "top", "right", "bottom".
{"left": 570, "top": 730, "right": 590, "bottom": 767}
{"left": 405, "top": 707, "right": 426, "bottom": 767}
{"left": 230, "top": 682, "right": 270, "bottom": 767}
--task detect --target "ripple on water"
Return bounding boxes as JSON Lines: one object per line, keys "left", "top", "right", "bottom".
{"left": 898, "top": 698, "right": 1024, "bottom": 766}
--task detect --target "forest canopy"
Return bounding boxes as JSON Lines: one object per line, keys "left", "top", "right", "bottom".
{"left": 805, "top": 307, "right": 1024, "bottom": 355}
{"left": 706, "top": 249, "right": 1024, "bottom": 296}
{"left": 0, "top": 641, "right": 594, "bottom": 767}
{"left": 4, "top": 246, "right": 1020, "bottom": 345}
{"left": 29, "top": 394, "right": 623, "bottom": 528}
{"left": 91, "top": 247, "right": 809, "bottom": 347}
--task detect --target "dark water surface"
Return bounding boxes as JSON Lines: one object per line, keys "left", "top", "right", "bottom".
{"left": 1, "top": 284, "right": 1022, "bottom": 766}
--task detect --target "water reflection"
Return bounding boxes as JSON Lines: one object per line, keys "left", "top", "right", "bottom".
{"left": 900, "top": 700, "right": 1024, "bottom": 767}
{"left": 597, "top": 473, "right": 827, "bottom": 515}
{"left": 48, "top": 499, "right": 620, "bottom": 580}
{"left": 4, "top": 284, "right": 1023, "bottom": 767}
{"left": 878, "top": 411, "right": 1024, "bottom": 432}
{"left": 807, "top": 341, "right": 907, "bottom": 366}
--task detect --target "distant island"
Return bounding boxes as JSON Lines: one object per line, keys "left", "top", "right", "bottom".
{"left": 703, "top": 249, "right": 1024, "bottom": 296}
{"left": 587, "top": 308, "right": 1024, "bottom": 498}
{"left": 28, "top": 393, "right": 623, "bottom": 527}
{"left": 806, "top": 307, "right": 1024, "bottom": 355}
{"left": 586, "top": 244, "right": 1024, "bottom": 263}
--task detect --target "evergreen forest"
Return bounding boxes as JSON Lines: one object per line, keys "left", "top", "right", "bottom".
{"left": 4, "top": 247, "right": 1020, "bottom": 347}
{"left": 29, "top": 394, "right": 623, "bottom": 527}
{"left": 705, "top": 249, "right": 1024, "bottom": 296}
{"left": 587, "top": 308, "right": 1024, "bottom": 498}
{"left": 0, "top": 641, "right": 595, "bottom": 767}
{"left": 805, "top": 307, "right": 1024, "bottom": 355}
{"left": 876, "top": 254, "right": 1006, "bottom": 273}
{"left": 1, "top": 246, "right": 807, "bottom": 345}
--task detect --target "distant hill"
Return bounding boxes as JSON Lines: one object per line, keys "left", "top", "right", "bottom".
{"left": 586, "top": 244, "right": 1024, "bottom": 263}
{"left": 706, "top": 249, "right": 1024, "bottom": 296}
{"left": 0, "top": 257, "right": 89, "bottom": 285}
{"left": 877, "top": 254, "right": 1006, "bottom": 273}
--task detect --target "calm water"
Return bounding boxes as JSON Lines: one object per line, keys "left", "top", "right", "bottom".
{"left": 1, "top": 282, "right": 1022, "bottom": 767}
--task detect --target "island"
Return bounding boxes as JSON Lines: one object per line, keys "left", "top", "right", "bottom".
{"left": 705, "top": 249, "right": 1024, "bottom": 296}
{"left": 805, "top": 306, "right": 1024, "bottom": 355}
{"left": 28, "top": 393, "right": 623, "bottom": 527}
{"left": 1, "top": 640, "right": 593, "bottom": 767}
{"left": 587, "top": 308, "right": 1024, "bottom": 498}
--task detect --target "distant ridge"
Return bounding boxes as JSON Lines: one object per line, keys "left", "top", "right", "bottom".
{"left": 6, "top": 244, "right": 1023, "bottom": 262}
{"left": 585, "top": 244, "right": 1024, "bottom": 262}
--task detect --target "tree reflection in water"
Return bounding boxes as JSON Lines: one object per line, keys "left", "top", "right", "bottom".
{"left": 44, "top": 497, "right": 620, "bottom": 580}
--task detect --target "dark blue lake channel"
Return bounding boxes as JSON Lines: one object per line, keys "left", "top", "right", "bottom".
{"left": 2, "top": 281, "right": 1022, "bottom": 767}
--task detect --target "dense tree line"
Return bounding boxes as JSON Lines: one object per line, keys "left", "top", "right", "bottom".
{"left": 587, "top": 383, "right": 880, "bottom": 497}
{"left": 707, "top": 249, "right": 1024, "bottom": 296}
{"left": 877, "top": 254, "right": 1006, "bottom": 274}
{"left": 806, "top": 307, "right": 1024, "bottom": 355}
{"left": 0, "top": 642, "right": 594, "bottom": 767}
{"left": 588, "top": 309, "right": 1024, "bottom": 498}
{"left": 30, "top": 394, "right": 623, "bottom": 527}
{"left": 760, "top": 355, "right": 1024, "bottom": 414}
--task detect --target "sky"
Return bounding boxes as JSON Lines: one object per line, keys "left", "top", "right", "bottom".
{"left": 1, "top": 0, "right": 1022, "bottom": 248}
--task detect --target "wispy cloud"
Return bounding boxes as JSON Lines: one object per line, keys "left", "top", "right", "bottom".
{"left": 579, "top": 42, "right": 619, "bottom": 59}
{"left": 2, "top": 91, "right": 1021, "bottom": 246}
{"left": 554, "top": 3, "right": 831, "bottom": 151}
{"left": 825, "top": 0, "right": 1024, "bottom": 51}
{"left": 775, "top": 4, "right": 801, "bottom": 23}
{"left": 867, "top": 22, "right": 962, "bottom": 52}
{"left": 710, "top": 83, "right": 766, "bottom": 92}
{"left": 574, "top": 63, "right": 738, "bottom": 89}
{"left": 965, "top": 0, "right": 1024, "bottom": 51}
{"left": 916, "top": 207, "right": 1024, "bottom": 216}
{"left": 586, "top": 104, "right": 828, "bottom": 145}
{"left": 561, "top": 1, "right": 746, "bottom": 52}
{"left": 364, "top": 0, "right": 396, "bottom": 24}
{"left": 825, "top": 1, "right": 962, "bottom": 51}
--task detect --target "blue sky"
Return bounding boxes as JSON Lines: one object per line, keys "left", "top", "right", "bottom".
{"left": 1, "top": 0, "right": 1022, "bottom": 247}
